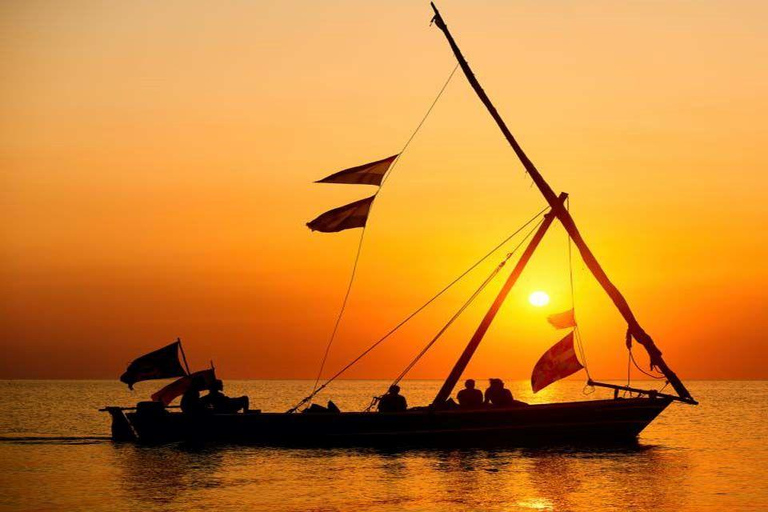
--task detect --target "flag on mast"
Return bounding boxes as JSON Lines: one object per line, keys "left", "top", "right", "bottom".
{"left": 547, "top": 308, "right": 577, "bottom": 329}
{"left": 307, "top": 195, "right": 376, "bottom": 233}
{"left": 316, "top": 154, "right": 398, "bottom": 186}
{"left": 531, "top": 331, "right": 584, "bottom": 393}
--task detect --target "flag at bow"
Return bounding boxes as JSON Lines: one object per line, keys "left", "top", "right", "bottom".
{"left": 316, "top": 154, "right": 398, "bottom": 186}
{"left": 151, "top": 369, "right": 217, "bottom": 406}
{"left": 531, "top": 331, "right": 584, "bottom": 393}
{"left": 120, "top": 341, "right": 188, "bottom": 390}
{"left": 547, "top": 308, "right": 577, "bottom": 329}
{"left": 307, "top": 195, "right": 375, "bottom": 233}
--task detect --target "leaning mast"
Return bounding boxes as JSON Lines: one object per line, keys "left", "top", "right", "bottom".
{"left": 434, "top": 195, "right": 567, "bottom": 405}
{"left": 429, "top": 2, "right": 694, "bottom": 402}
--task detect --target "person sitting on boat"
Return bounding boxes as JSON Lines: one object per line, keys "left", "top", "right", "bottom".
{"left": 457, "top": 379, "right": 483, "bottom": 409}
{"left": 484, "top": 378, "right": 514, "bottom": 407}
{"left": 484, "top": 379, "right": 529, "bottom": 408}
{"left": 377, "top": 385, "right": 408, "bottom": 412}
{"left": 180, "top": 380, "right": 205, "bottom": 415}
{"left": 200, "top": 379, "right": 249, "bottom": 413}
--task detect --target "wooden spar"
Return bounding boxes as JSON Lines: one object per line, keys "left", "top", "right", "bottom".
{"left": 429, "top": 2, "right": 694, "bottom": 401}
{"left": 433, "top": 195, "right": 566, "bottom": 406}
{"left": 587, "top": 380, "right": 698, "bottom": 405}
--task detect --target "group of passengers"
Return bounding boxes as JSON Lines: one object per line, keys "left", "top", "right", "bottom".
{"left": 458, "top": 378, "right": 527, "bottom": 408}
{"left": 377, "top": 378, "right": 526, "bottom": 412}
{"left": 179, "top": 377, "right": 523, "bottom": 415}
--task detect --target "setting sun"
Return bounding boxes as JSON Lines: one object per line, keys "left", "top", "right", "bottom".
{"left": 528, "top": 291, "right": 550, "bottom": 307}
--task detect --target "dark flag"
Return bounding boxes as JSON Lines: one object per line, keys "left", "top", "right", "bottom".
{"left": 151, "top": 369, "right": 216, "bottom": 406}
{"left": 316, "top": 155, "right": 398, "bottom": 186}
{"left": 531, "top": 332, "right": 584, "bottom": 393}
{"left": 120, "top": 341, "right": 188, "bottom": 390}
{"left": 307, "top": 195, "right": 375, "bottom": 233}
{"left": 547, "top": 308, "right": 577, "bottom": 329}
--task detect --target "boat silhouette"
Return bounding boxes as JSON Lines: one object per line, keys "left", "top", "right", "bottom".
{"left": 104, "top": 3, "right": 696, "bottom": 446}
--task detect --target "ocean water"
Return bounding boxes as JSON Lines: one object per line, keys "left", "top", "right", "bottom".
{"left": 0, "top": 380, "right": 766, "bottom": 511}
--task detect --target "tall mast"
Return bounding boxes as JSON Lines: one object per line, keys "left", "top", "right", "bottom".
{"left": 429, "top": 3, "right": 693, "bottom": 402}
{"left": 433, "top": 194, "right": 567, "bottom": 406}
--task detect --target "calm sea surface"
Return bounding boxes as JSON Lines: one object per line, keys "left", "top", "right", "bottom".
{"left": 0, "top": 380, "right": 766, "bottom": 511}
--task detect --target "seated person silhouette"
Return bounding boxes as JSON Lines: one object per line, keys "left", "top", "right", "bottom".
{"left": 457, "top": 379, "right": 484, "bottom": 409}
{"left": 180, "top": 380, "right": 204, "bottom": 414}
{"left": 484, "top": 378, "right": 515, "bottom": 407}
{"left": 377, "top": 385, "right": 408, "bottom": 412}
{"left": 200, "top": 379, "right": 249, "bottom": 413}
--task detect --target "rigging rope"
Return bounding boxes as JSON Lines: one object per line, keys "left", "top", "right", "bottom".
{"left": 309, "top": 226, "right": 367, "bottom": 396}
{"left": 624, "top": 340, "right": 666, "bottom": 397}
{"left": 564, "top": 199, "right": 663, "bottom": 390}
{"left": 389, "top": 267, "right": 502, "bottom": 387}
{"left": 390, "top": 217, "right": 546, "bottom": 387}
{"left": 629, "top": 348, "right": 666, "bottom": 380}
{"left": 307, "top": 64, "right": 459, "bottom": 400}
{"left": 566, "top": 197, "right": 591, "bottom": 379}
{"left": 380, "top": 64, "right": 459, "bottom": 187}
{"left": 288, "top": 205, "right": 549, "bottom": 412}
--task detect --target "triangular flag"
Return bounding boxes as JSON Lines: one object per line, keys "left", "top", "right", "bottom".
{"left": 307, "top": 195, "right": 375, "bottom": 233}
{"left": 316, "top": 155, "right": 398, "bottom": 187}
{"left": 547, "top": 308, "right": 577, "bottom": 329}
{"left": 531, "top": 331, "right": 584, "bottom": 393}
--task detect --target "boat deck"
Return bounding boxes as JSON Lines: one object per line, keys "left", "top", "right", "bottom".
{"left": 110, "top": 396, "right": 672, "bottom": 446}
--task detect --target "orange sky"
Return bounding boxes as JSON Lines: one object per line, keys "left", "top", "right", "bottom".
{"left": 1, "top": 1, "right": 767, "bottom": 381}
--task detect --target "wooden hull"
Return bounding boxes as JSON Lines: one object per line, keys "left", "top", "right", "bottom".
{"left": 115, "top": 397, "right": 671, "bottom": 446}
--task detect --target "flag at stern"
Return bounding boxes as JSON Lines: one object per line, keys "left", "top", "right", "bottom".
{"left": 119, "top": 341, "right": 188, "bottom": 390}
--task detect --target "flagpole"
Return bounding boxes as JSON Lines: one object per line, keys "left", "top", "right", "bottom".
{"left": 177, "top": 338, "right": 191, "bottom": 375}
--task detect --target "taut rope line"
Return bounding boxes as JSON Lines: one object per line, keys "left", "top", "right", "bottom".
{"left": 290, "top": 205, "right": 548, "bottom": 412}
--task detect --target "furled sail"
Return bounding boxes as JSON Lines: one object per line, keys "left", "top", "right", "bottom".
{"left": 531, "top": 331, "right": 583, "bottom": 393}
{"left": 316, "top": 154, "right": 398, "bottom": 186}
{"left": 307, "top": 195, "right": 375, "bottom": 233}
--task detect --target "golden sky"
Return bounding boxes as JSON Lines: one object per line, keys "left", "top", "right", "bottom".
{"left": 2, "top": 0, "right": 766, "bottom": 381}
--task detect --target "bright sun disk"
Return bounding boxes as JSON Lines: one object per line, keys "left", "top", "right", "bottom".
{"left": 529, "top": 291, "right": 550, "bottom": 307}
